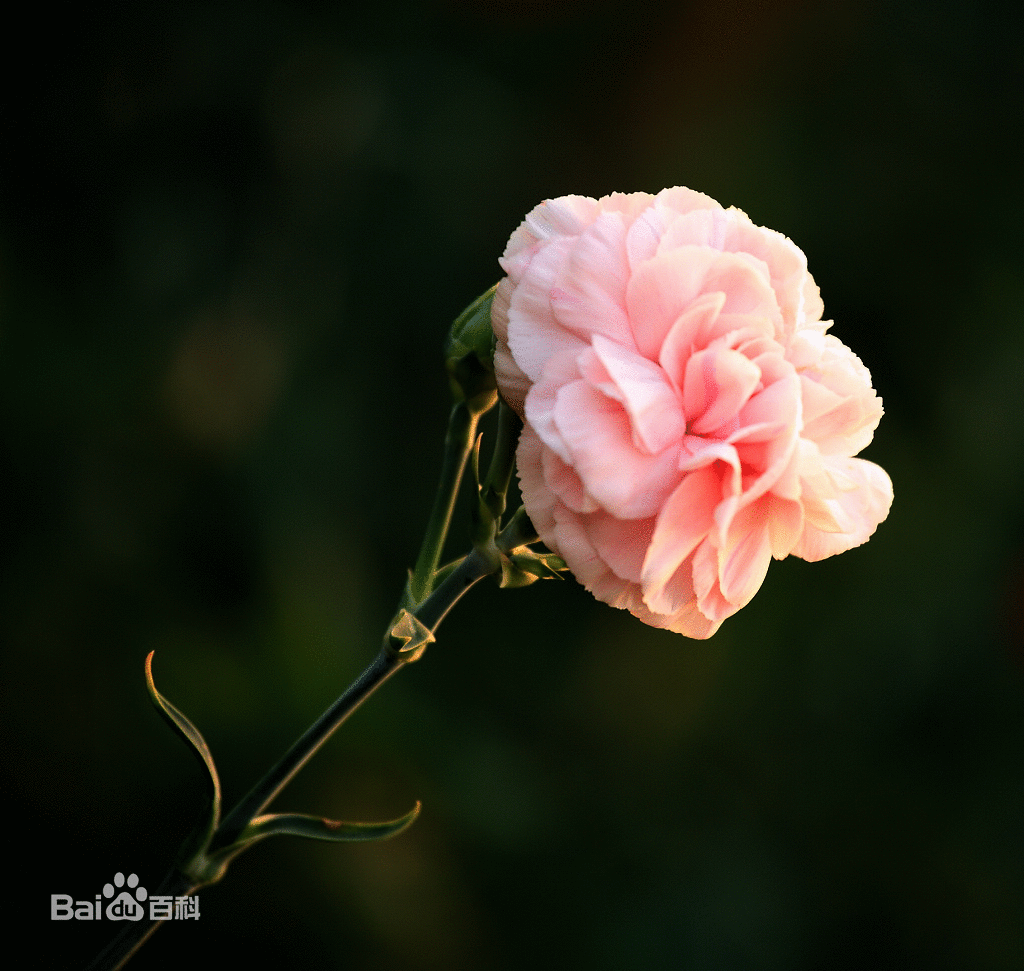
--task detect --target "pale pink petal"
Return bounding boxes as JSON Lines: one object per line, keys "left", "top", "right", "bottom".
{"left": 657, "top": 208, "right": 721, "bottom": 251}
{"left": 683, "top": 346, "right": 763, "bottom": 435}
{"left": 502, "top": 195, "right": 600, "bottom": 269}
{"left": 597, "top": 191, "right": 658, "bottom": 219}
{"left": 792, "top": 456, "right": 893, "bottom": 561}
{"left": 584, "top": 335, "right": 685, "bottom": 454}
{"left": 658, "top": 291, "right": 727, "bottom": 391}
{"left": 800, "top": 275, "right": 825, "bottom": 328}
{"left": 735, "top": 369, "right": 801, "bottom": 442}
{"left": 691, "top": 539, "right": 735, "bottom": 622}
{"left": 799, "top": 371, "right": 846, "bottom": 427}
{"left": 549, "top": 211, "right": 634, "bottom": 348}
{"left": 653, "top": 186, "right": 722, "bottom": 217}
{"left": 640, "top": 467, "right": 719, "bottom": 613}
{"left": 625, "top": 246, "right": 724, "bottom": 359}
{"left": 746, "top": 344, "right": 794, "bottom": 387}
{"left": 541, "top": 445, "right": 599, "bottom": 515}
{"left": 793, "top": 440, "right": 848, "bottom": 533}
{"left": 522, "top": 348, "right": 586, "bottom": 463}
{"left": 786, "top": 328, "right": 826, "bottom": 370}
{"left": 548, "top": 504, "right": 608, "bottom": 595}
{"left": 765, "top": 443, "right": 803, "bottom": 503}
{"left": 710, "top": 312, "right": 776, "bottom": 347}
{"left": 727, "top": 372, "right": 801, "bottom": 504}
{"left": 494, "top": 349, "right": 531, "bottom": 418}
{"left": 718, "top": 504, "right": 772, "bottom": 607}
{"left": 492, "top": 277, "right": 532, "bottom": 416}
{"left": 678, "top": 439, "right": 742, "bottom": 495}
{"left": 661, "top": 604, "right": 721, "bottom": 639}
{"left": 575, "top": 527, "right": 721, "bottom": 638}
{"left": 802, "top": 387, "right": 882, "bottom": 457}
{"left": 586, "top": 511, "right": 655, "bottom": 584}
{"left": 766, "top": 494, "right": 804, "bottom": 559}
{"left": 505, "top": 238, "right": 585, "bottom": 383}
{"left": 798, "top": 335, "right": 883, "bottom": 457}
{"left": 586, "top": 536, "right": 721, "bottom": 638}
{"left": 498, "top": 239, "right": 542, "bottom": 284}
{"left": 491, "top": 277, "right": 512, "bottom": 344}
{"left": 719, "top": 219, "right": 811, "bottom": 332}
{"left": 625, "top": 206, "right": 667, "bottom": 269}
{"left": 551, "top": 380, "right": 681, "bottom": 519}
{"left": 516, "top": 424, "right": 558, "bottom": 538}
{"left": 704, "top": 252, "right": 782, "bottom": 324}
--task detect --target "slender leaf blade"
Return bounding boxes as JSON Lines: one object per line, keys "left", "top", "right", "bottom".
{"left": 145, "top": 651, "right": 222, "bottom": 831}
{"left": 240, "top": 802, "right": 422, "bottom": 845}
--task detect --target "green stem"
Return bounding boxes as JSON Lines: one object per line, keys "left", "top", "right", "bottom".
{"left": 409, "top": 401, "right": 484, "bottom": 604}
{"left": 85, "top": 374, "right": 507, "bottom": 970}
{"left": 212, "top": 550, "right": 493, "bottom": 852}
{"left": 413, "top": 547, "right": 495, "bottom": 630}
{"left": 210, "top": 651, "right": 404, "bottom": 852}
{"left": 479, "top": 400, "right": 521, "bottom": 524}
{"left": 497, "top": 505, "right": 540, "bottom": 552}
{"left": 84, "top": 549, "right": 500, "bottom": 971}
{"left": 83, "top": 869, "right": 194, "bottom": 971}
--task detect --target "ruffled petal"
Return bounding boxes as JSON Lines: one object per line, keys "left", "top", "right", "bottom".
{"left": 582, "top": 335, "right": 685, "bottom": 454}
{"left": 658, "top": 291, "right": 727, "bottom": 392}
{"left": 718, "top": 505, "right": 773, "bottom": 607}
{"left": 551, "top": 379, "right": 681, "bottom": 519}
{"left": 522, "top": 349, "right": 586, "bottom": 464}
{"left": 502, "top": 194, "right": 600, "bottom": 274}
{"left": 516, "top": 423, "right": 558, "bottom": 538}
{"left": 493, "top": 278, "right": 532, "bottom": 416}
{"left": 505, "top": 237, "right": 584, "bottom": 383}
{"left": 641, "top": 467, "right": 720, "bottom": 614}
{"left": 626, "top": 246, "right": 724, "bottom": 359}
{"left": 586, "top": 511, "right": 655, "bottom": 584}
{"left": 683, "top": 346, "right": 763, "bottom": 436}
{"left": 793, "top": 456, "right": 893, "bottom": 561}
{"left": 541, "top": 444, "right": 599, "bottom": 515}
{"left": 549, "top": 211, "right": 634, "bottom": 349}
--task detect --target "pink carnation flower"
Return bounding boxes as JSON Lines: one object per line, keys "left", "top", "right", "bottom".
{"left": 492, "top": 188, "right": 893, "bottom": 638}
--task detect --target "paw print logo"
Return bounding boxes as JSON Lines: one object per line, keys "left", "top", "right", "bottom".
{"left": 103, "top": 872, "right": 148, "bottom": 921}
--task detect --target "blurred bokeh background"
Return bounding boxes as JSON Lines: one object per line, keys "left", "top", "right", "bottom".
{"left": 4, "top": 1, "right": 1023, "bottom": 968}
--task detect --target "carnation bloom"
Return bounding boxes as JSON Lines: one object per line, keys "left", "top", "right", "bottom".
{"left": 492, "top": 188, "right": 893, "bottom": 638}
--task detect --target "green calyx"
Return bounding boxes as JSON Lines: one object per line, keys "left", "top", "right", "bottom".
{"left": 497, "top": 548, "right": 567, "bottom": 589}
{"left": 445, "top": 284, "right": 499, "bottom": 413}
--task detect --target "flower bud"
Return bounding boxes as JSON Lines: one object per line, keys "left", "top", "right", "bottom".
{"left": 445, "top": 285, "right": 498, "bottom": 413}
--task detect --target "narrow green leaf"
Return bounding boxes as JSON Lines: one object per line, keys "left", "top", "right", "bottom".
{"left": 239, "top": 802, "right": 422, "bottom": 845}
{"left": 145, "top": 652, "right": 222, "bottom": 834}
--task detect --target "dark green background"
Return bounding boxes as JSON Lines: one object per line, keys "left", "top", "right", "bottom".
{"left": 5, "top": 1, "right": 1023, "bottom": 968}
